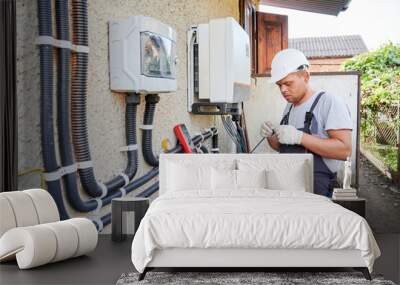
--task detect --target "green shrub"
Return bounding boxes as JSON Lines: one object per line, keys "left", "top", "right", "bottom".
{"left": 343, "top": 42, "right": 400, "bottom": 112}
{"left": 343, "top": 43, "right": 399, "bottom": 174}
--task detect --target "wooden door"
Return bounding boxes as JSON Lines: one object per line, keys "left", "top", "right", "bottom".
{"left": 256, "top": 12, "right": 288, "bottom": 75}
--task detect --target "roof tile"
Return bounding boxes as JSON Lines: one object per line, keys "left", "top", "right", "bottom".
{"left": 289, "top": 35, "right": 368, "bottom": 58}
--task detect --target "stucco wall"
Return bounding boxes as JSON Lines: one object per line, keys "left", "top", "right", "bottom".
{"left": 17, "top": 0, "right": 239, "bottom": 232}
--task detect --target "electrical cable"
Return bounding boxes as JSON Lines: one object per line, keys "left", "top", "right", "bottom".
{"left": 222, "top": 116, "right": 239, "bottom": 144}
{"left": 229, "top": 118, "right": 245, "bottom": 152}
{"left": 235, "top": 121, "right": 247, "bottom": 152}
{"left": 221, "top": 116, "right": 241, "bottom": 151}
{"left": 227, "top": 116, "right": 245, "bottom": 153}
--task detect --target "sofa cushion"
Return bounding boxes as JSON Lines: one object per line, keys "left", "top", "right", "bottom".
{"left": 211, "top": 168, "right": 237, "bottom": 191}
{"left": 0, "top": 192, "right": 39, "bottom": 228}
{"left": 167, "top": 162, "right": 212, "bottom": 192}
{"left": 236, "top": 169, "right": 267, "bottom": 189}
{"left": 24, "top": 189, "right": 60, "bottom": 224}
{"left": 237, "top": 158, "right": 309, "bottom": 191}
{"left": 266, "top": 166, "right": 306, "bottom": 191}
{"left": 0, "top": 196, "right": 17, "bottom": 237}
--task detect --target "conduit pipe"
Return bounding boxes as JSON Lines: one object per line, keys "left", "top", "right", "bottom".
{"left": 37, "top": 0, "right": 69, "bottom": 220}
{"left": 96, "top": 128, "right": 218, "bottom": 229}
{"left": 71, "top": 0, "right": 140, "bottom": 197}
{"left": 199, "top": 145, "right": 209, "bottom": 153}
{"left": 142, "top": 94, "right": 161, "bottom": 167}
{"left": 55, "top": 0, "right": 85, "bottom": 212}
{"left": 38, "top": 0, "right": 218, "bottom": 228}
{"left": 212, "top": 129, "right": 219, "bottom": 153}
{"left": 136, "top": 182, "right": 159, "bottom": 198}
{"left": 100, "top": 93, "right": 140, "bottom": 191}
{"left": 53, "top": 0, "right": 141, "bottom": 212}
{"left": 59, "top": 95, "right": 156, "bottom": 212}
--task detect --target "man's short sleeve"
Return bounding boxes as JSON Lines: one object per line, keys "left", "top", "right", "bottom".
{"left": 323, "top": 93, "right": 353, "bottom": 131}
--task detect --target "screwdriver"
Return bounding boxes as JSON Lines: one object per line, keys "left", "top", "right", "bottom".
{"left": 249, "top": 130, "right": 275, "bottom": 153}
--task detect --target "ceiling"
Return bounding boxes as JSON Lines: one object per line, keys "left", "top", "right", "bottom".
{"left": 260, "top": 0, "right": 352, "bottom": 16}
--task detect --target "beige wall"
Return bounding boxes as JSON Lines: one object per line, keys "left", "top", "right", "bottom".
{"left": 17, "top": 0, "right": 239, "bottom": 232}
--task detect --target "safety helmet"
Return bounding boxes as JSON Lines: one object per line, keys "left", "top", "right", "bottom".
{"left": 270, "top": 48, "right": 309, "bottom": 83}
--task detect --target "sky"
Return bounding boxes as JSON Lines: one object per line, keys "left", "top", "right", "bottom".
{"left": 259, "top": 0, "right": 400, "bottom": 50}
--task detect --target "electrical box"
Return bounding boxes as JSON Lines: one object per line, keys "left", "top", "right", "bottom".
{"left": 188, "top": 17, "right": 251, "bottom": 114}
{"left": 109, "top": 16, "right": 177, "bottom": 93}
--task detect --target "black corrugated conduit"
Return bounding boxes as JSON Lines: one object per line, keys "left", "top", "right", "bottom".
{"left": 66, "top": 122, "right": 217, "bottom": 228}
{"left": 136, "top": 181, "right": 159, "bottom": 198}
{"left": 53, "top": 0, "right": 152, "bottom": 211}
{"left": 142, "top": 94, "right": 160, "bottom": 167}
{"left": 89, "top": 167, "right": 160, "bottom": 231}
{"left": 55, "top": 0, "right": 87, "bottom": 212}
{"left": 58, "top": 94, "right": 154, "bottom": 212}
{"left": 133, "top": 128, "right": 217, "bottom": 200}
{"left": 52, "top": 0, "right": 165, "bottom": 216}
{"left": 38, "top": 0, "right": 218, "bottom": 230}
{"left": 114, "top": 123, "right": 220, "bottom": 199}
{"left": 96, "top": 128, "right": 218, "bottom": 229}
{"left": 100, "top": 213, "right": 111, "bottom": 228}
{"left": 101, "top": 93, "right": 140, "bottom": 190}
{"left": 71, "top": 0, "right": 140, "bottom": 197}
{"left": 70, "top": 0, "right": 101, "bottom": 196}
{"left": 37, "top": 0, "right": 69, "bottom": 220}
{"left": 199, "top": 145, "right": 209, "bottom": 153}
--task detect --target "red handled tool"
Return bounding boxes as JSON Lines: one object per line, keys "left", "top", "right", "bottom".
{"left": 173, "top": 124, "right": 195, "bottom": 153}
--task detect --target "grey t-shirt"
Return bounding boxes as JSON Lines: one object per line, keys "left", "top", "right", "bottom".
{"left": 282, "top": 90, "right": 352, "bottom": 173}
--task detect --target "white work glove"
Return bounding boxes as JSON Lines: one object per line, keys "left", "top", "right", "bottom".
{"left": 260, "top": 121, "right": 276, "bottom": 138}
{"left": 275, "top": 125, "right": 304, "bottom": 145}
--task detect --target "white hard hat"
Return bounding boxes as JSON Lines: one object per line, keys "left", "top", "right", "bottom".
{"left": 270, "top": 48, "right": 309, "bottom": 83}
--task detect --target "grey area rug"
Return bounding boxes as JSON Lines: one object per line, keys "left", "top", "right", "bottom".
{"left": 116, "top": 272, "right": 396, "bottom": 285}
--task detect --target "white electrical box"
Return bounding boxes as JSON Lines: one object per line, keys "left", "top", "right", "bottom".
{"left": 109, "top": 16, "right": 177, "bottom": 93}
{"left": 188, "top": 17, "right": 251, "bottom": 113}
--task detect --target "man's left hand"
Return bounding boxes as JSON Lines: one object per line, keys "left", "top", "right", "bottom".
{"left": 276, "top": 125, "right": 304, "bottom": 145}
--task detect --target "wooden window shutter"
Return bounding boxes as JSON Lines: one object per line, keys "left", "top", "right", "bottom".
{"left": 255, "top": 12, "right": 288, "bottom": 75}
{"left": 239, "top": 0, "right": 256, "bottom": 75}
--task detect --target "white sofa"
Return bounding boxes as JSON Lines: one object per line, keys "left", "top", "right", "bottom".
{"left": 0, "top": 189, "right": 98, "bottom": 269}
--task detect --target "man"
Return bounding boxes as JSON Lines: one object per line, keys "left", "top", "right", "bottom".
{"left": 260, "top": 49, "right": 352, "bottom": 197}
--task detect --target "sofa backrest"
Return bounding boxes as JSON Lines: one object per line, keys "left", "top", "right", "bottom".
{"left": 0, "top": 189, "right": 60, "bottom": 238}
{"left": 159, "top": 153, "right": 314, "bottom": 195}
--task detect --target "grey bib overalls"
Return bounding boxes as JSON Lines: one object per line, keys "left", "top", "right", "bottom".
{"left": 279, "top": 92, "right": 336, "bottom": 197}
